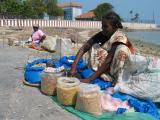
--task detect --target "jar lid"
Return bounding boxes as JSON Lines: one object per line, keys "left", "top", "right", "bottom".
{"left": 78, "top": 83, "right": 100, "bottom": 94}
{"left": 57, "top": 77, "right": 80, "bottom": 87}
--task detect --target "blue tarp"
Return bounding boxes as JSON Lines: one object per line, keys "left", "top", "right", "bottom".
{"left": 49, "top": 56, "right": 87, "bottom": 70}
{"left": 80, "top": 64, "right": 160, "bottom": 119}
{"left": 112, "top": 92, "right": 160, "bottom": 120}
{"left": 80, "top": 69, "right": 112, "bottom": 90}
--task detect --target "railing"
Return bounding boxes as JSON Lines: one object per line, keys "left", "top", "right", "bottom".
{"left": 0, "top": 19, "right": 101, "bottom": 28}
{"left": 0, "top": 19, "right": 157, "bottom": 29}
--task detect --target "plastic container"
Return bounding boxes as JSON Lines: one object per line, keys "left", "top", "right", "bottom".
{"left": 41, "top": 71, "right": 64, "bottom": 96}
{"left": 75, "top": 83, "right": 102, "bottom": 116}
{"left": 56, "top": 77, "right": 80, "bottom": 105}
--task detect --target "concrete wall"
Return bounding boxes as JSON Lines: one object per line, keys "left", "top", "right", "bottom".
{"left": 0, "top": 19, "right": 157, "bottom": 29}
{"left": 72, "top": 7, "right": 82, "bottom": 20}
{"left": 122, "top": 22, "right": 157, "bottom": 29}
{"left": 63, "top": 7, "right": 82, "bottom": 20}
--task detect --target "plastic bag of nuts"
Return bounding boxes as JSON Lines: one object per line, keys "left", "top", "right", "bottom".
{"left": 41, "top": 69, "right": 64, "bottom": 96}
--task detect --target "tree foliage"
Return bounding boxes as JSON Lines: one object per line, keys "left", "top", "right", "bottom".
{"left": 20, "top": 1, "right": 36, "bottom": 18}
{"left": 46, "top": 0, "right": 64, "bottom": 17}
{"left": 27, "top": 0, "right": 46, "bottom": 18}
{"left": 0, "top": 0, "right": 22, "bottom": 15}
{"left": 0, "top": 0, "right": 64, "bottom": 19}
{"left": 93, "top": 3, "right": 113, "bottom": 20}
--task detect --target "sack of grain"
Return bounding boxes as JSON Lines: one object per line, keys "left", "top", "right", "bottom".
{"left": 41, "top": 36, "right": 57, "bottom": 52}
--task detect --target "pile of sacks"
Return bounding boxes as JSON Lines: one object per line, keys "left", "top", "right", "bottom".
{"left": 41, "top": 35, "right": 74, "bottom": 56}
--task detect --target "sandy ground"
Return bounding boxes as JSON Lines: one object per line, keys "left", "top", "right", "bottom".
{"left": 0, "top": 44, "right": 80, "bottom": 120}
{"left": 0, "top": 27, "right": 159, "bottom": 57}
{"left": 0, "top": 27, "right": 159, "bottom": 120}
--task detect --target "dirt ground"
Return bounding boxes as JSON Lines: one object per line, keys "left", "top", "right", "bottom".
{"left": 0, "top": 27, "right": 96, "bottom": 120}
{"left": 0, "top": 26, "right": 159, "bottom": 57}
{"left": 0, "top": 43, "right": 81, "bottom": 120}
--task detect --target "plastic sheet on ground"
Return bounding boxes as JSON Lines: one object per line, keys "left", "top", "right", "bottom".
{"left": 51, "top": 96, "right": 157, "bottom": 120}
{"left": 81, "top": 69, "right": 112, "bottom": 90}
{"left": 112, "top": 92, "right": 160, "bottom": 120}
{"left": 47, "top": 56, "right": 87, "bottom": 70}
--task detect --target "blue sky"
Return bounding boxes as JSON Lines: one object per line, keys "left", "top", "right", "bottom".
{"left": 59, "top": 0, "right": 160, "bottom": 25}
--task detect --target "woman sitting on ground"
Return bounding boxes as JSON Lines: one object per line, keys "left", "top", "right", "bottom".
{"left": 70, "top": 11, "right": 160, "bottom": 102}
{"left": 31, "top": 24, "right": 46, "bottom": 46}
{"left": 69, "top": 11, "right": 135, "bottom": 84}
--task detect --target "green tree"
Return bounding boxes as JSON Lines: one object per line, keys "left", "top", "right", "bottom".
{"left": 27, "top": 0, "right": 46, "bottom": 18}
{"left": 0, "top": 0, "right": 21, "bottom": 16}
{"left": 19, "top": 0, "right": 36, "bottom": 18}
{"left": 129, "top": 10, "right": 133, "bottom": 19}
{"left": 0, "top": 0, "right": 64, "bottom": 19}
{"left": 131, "top": 13, "right": 139, "bottom": 22}
{"left": 44, "top": 0, "right": 57, "bottom": 4}
{"left": 0, "top": 0, "right": 39, "bottom": 18}
{"left": 93, "top": 3, "right": 113, "bottom": 20}
{"left": 46, "top": 0, "right": 64, "bottom": 17}
{"left": 134, "top": 13, "right": 139, "bottom": 22}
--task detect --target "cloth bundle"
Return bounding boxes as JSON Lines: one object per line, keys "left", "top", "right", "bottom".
{"left": 24, "top": 58, "right": 51, "bottom": 84}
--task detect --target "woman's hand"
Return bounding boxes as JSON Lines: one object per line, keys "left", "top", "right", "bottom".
{"left": 81, "top": 78, "right": 91, "bottom": 83}
{"left": 68, "top": 67, "right": 77, "bottom": 77}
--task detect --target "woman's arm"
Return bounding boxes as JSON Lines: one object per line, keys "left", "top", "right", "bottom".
{"left": 81, "top": 43, "right": 123, "bottom": 83}
{"left": 40, "top": 34, "right": 46, "bottom": 43}
{"left": 69, "top": 32, "right": 103, "bottom": 77}
{"left": 69, "top": 42, "right": 92, "bottom": 76}
{"left": 81, "top": 51, "right": 114, "bottom": 83}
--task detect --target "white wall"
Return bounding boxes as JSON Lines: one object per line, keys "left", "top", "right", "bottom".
{"left": 72, "top": 8, "right": 82, "bottom": 20}
{"left": 122, "top": 22, "right": 157, "bottom": 29}
{"left": 0, "top": 19, "right": 157, "bottom": 30}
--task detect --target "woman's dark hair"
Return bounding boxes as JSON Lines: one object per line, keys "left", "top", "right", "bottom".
{"left": 102, "top": 11, "right": 123, "bottom": 29}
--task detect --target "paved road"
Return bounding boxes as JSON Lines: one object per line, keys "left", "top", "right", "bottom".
{"left": 0, "top": 44, "right": 79, "bottom": 120}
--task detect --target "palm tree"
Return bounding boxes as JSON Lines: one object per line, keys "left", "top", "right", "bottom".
{"left": 129, "top": 10, "right": 133, "bottom": 20}
{"left": 134, "top": 13, "right": 139, "bottom": 22}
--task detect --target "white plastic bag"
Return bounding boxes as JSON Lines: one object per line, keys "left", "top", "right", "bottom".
{"left": 41, "top": 36, "right": 57, "bottom": 52}
{"left": 55, "top": 37, "right": 73, "bottom": 57}
{"left": 115, "top": 54, "right": 160, "bottom": 102}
